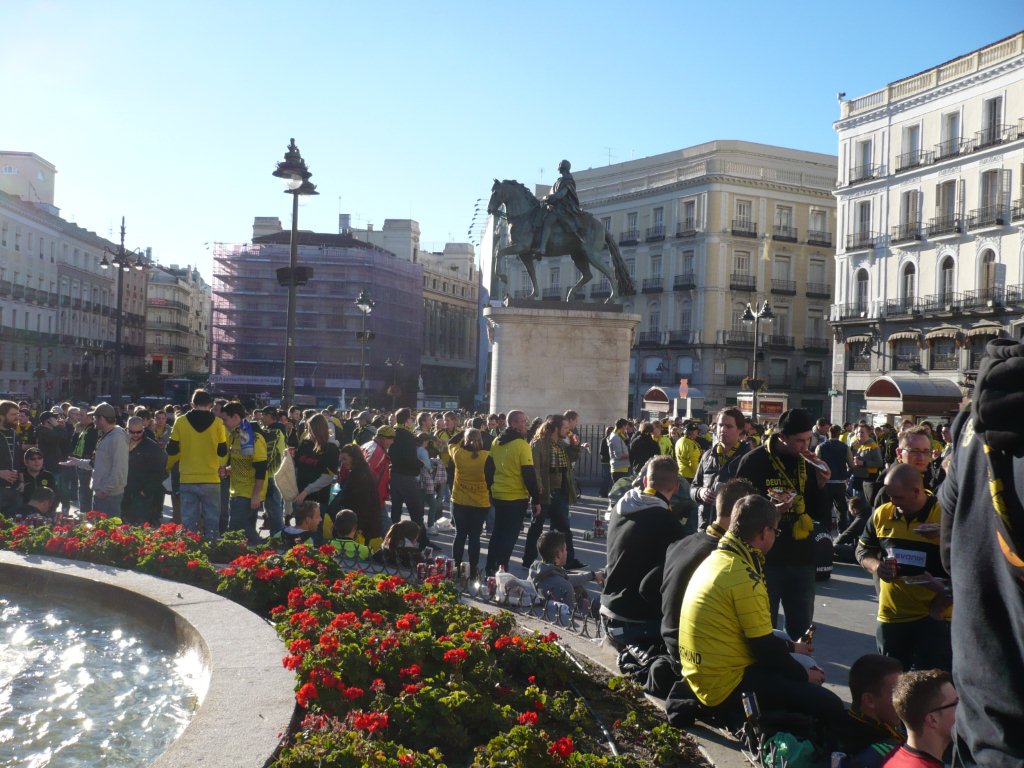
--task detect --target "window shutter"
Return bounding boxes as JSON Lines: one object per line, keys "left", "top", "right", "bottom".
{"left": 1000, "top": 169, "right": 1012, "bottom": 214}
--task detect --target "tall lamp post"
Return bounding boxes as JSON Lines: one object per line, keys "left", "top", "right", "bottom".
{"left": 741, "top": 299, "right": 774, "bottom": 425}
{"left": 272, "top": 138, "right": 319, "bottom": 406}
{"left": 101, "top": 217, "right": 147, "bottom": 408}
{"left": 355, "top": 289, "right": 375, "bottom": 406}
{"left": 385, "top": 356, "right": 404, "bottom": 410}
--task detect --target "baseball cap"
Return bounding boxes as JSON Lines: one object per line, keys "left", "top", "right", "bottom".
{"left": 375, "top": 425, "right": 396, "bottom": 439}
{"left": 88, "top": 402, "right": 117, "bottom": 421}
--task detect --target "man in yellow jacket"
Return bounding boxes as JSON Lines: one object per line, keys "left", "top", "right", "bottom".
{"left": 166, "top": 389, "right": 227, "bottom": 540}
{"left": 675, "top": 422, "right": 703, "bottom": 483}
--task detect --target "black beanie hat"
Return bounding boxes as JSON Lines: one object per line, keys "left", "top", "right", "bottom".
{"left": 777, "top": 408, "right": 815, "bottom": 436}
{"left": 972, "top": 338, "right": 1024, "bottom": 451}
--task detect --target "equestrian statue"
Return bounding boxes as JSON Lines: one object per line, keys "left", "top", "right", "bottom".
{"left": 487, "top": 159, "right": 635, "bottom": 303}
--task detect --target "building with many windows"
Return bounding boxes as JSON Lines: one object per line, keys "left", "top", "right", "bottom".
{"left": 420, "top": 243, "right": 480, "bottom": 404}
{"left": 831, "top": 31, "right": 1024, "bottom": 424}
{"left": 146, "top": 264, "right": 212, "bottom": 378}
{"left": 497, "top": 141, "right": 838, "bottom": 420}
{"left": 0, "top": 151, "right": 148, "bottom": 402}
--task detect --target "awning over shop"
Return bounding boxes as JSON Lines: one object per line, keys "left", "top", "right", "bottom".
{"left": 925, "top": 326, "right": 960, "bottom": 341}
{"left": 966, "top": 322, "right": 1003, "bottom": 338}
{"left": 887, "top": 329, "right": 921, "bottom": 342}
{"left": 864, "top": 376, "right": 964, "bottom": 417}
{"left": 642, "top": 386, "right": 671, "bottom": 404}
{"left": 845, "top": 334, "right": 872, "bottom": 344}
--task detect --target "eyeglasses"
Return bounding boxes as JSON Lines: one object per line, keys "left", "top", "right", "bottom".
{"left": 903, "top": 449, "right": 931, "bottom": 457}
{"left": 929, "top": 698, "right": 959, "bottom": 714}
{"left": 129, "top": 430, "right": 144, "bottom": 435}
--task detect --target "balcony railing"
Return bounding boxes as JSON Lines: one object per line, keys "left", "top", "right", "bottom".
{"left": 891, "top": 222, "right": 923, "bottom": 243}
{"left": 724, "top": 329, "right": 754, "bottom": 345}
{"left": 72, "top": 297, "right": 82, "bottom": 309}
{"left": 645, "top": 225, "right": 666, "bottom": 242}
{"left": 849, "top": 164, "right": 881, "bottom": 184}
{"left": 0, "top": 280, "right": 10, "bottom": 297}
{"left": 960, "top": 286, "right": 1004, "bottom": 309}
{"left": 931, "top": 352, "right": 959, "bottom": 370}
{"left": 834, "top": 303, "right": 870, "bottom": 320}
{"left": 668, "top": 329, "right": 692, "bottom": 344}
{"left": 770, "top": 278, "right": 796, "bottom": 295}
{"left": 637, "top": 331, "right": 662, "bottom": 347}
{"left": 969, "top": 349, "right": 986, "bottom": 370}
{"left": 934, "top": 137, "right": 963, "bottom": 161}
{"left": 806, "top": 230, "right": 832, "bottom": 247}
{"left": 772, "top": 225, "right": 798, "bottom": 242}
{"left": 895, "top": 149, "right": 933, "bottom": 172}
{"left": 918, "top": 293, "right": 961, "bottom": 313}
{"left": 641, "top": 277, "right": 663, "bottom": 293}
{"left": 804, "top": 336, "right": 830, "bottom": 352}
{"left": 891, "top": 354, "right": 920, "bottom": 371}
{"left": 676, "top": 218, "right": 697, "bottom": 237}
{"left": 590, "top": 281, "right": 611, "bottom": 299}
{"left": 729, "top": 272, "right": 756, "bottom": 291}
{"left": 1013, "top": 199, "right": 1024, "bottom": 221}
{"left": 541, "top": 287, "right": 564, "bottom": 300}
{"left": 768, "top": 334, "right": 794, "bottom": 349}
{"left": 731, "top": 219, "right": 757, "bottom": 238}
{"left": 845, "top": 231, "right": 878, "bottom": 250}
{"left": 967, "top": 205, "right": 1005, "bottom": 229}
{"left": 927, "top": 215, "right": 961, "bottom": 237}
{"left": 12, "top": 285, "right": 25, "bottom": 300}
{"left": 975, "top": 124, "right": 1019, "bottom": 150}
{"left": 849, "top": 357, "right": 873, "bottom": 372}
{"left": 619, "top": 229, "right": 639, "bottom": 245}
{"left": 639, "top": 372, "right": 664, "bottom": 383}
{"left": 806, "top": 282, "right": 832, "bottom": 299}
{"left": 885, "top": 297, "right": 919, "bottom": 317}
{"left": 673, "top": 272, "right": 696, "bottom": 290}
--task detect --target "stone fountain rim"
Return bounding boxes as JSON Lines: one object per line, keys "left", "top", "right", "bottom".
{"left": 0, "top": 551, "right": 295, "bottom": 768}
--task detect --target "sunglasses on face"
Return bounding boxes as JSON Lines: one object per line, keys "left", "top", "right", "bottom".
{"left": 129, "top": 430, "right": 144, "bottom": 435}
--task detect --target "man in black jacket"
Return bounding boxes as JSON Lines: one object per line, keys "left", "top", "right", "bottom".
{"left": 0, "top": 401, "right": 24, "bottom": 516}
{"left": 689, "top": 408, "right": 750, "bottom": 528}
{"left": 735, "top": 407, "right": 831, "bottom": 640}
{"left": 387, "top": 407, "right": 428, "bottom": 548}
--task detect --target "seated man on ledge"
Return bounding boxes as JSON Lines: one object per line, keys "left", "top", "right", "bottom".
{"left": 835, "top": 654, "right": 905, "bottom": 767}
{"left": 676, "top": 493, "right": 844, "bottom": 729}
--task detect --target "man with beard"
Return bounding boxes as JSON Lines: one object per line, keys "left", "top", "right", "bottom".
{"left": 0, "top": 401, "right": 25, "bottom": 515}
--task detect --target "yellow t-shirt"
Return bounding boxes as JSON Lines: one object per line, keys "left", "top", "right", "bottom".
{"left": 489, "top": 436, "right": 533, "bottom": 501}
{"left": 228, "top": 426, "right": 268, "bottom": 501}
{"left": 674, "top": 436, "right": 702, "bottom": 480}
{"left": 449, "top": 443, "right": 491, "bottom": 508}
{"left": 679, "top": 532, "right": 773, "bottom": 707}
{"left": 166, "top": 412, "right": 228, "bottom": 484}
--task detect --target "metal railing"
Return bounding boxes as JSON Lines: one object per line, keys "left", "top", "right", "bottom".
{"left": 1013, "top": 199, "right": 1024, "bottom": 221}
{"left": 849, "top": 357, "right": 873, "bottom": 371}
{"left": 729, "top": 272, "right": 756, "bottom": 291}
{"left": 770, "top": 278, "right": 796, "bottom": 295}
{"left": 731, "top": 219, "right": 757, "bottom": 237}
{"left": 927, "top": 215, "right": 961, "bottom": 237}
{"left": 834, "top": 303, "right": 870, "bottom": 319}
{"left": 967, "top": 205, "right": 1005, "bottom": 229}
{"left": 772, "top": 224, "right": 798, "bottom": 242}
{"left": 590, "top": 281, "right": 611, "bottom": 298}
{"left": 930, "top": 352, "right": 959, "bottom": 370}
{"left": 768, "top": 334, "right": 794, "bottom": 349}
{"left": 806, "top": 230, "right": 832, "bottom": 246}
{"left": 724, "top": 329, "right": 754, "bottom": 345}
{"left": 645, "top": 225, "right": 665, "bottom": 241}
{"left": 668, "top": 328, "right": 691, "bottom": 344}
{"left": 541, "top": 287, "right": 564, "bottom": 300}
{"left": 618, "top": 229, "right": 639, "bottom": 245}
{"left": 804, "top": 336, "right": 830, "bottom": 352}
{"left": 891, "top": 222, "right": 923, "bottom": 243}
{"left": 641, "top": 277, "right": 663, "bottom": 293}
{"left": 673, "top": 273, "right": 696, "bottom": 290}
{"left": 676, "top": 218, "right": 697, "bottom": 237}
{"left": 849, "top": 164, "right": 881, "bottom": 183}
{"left": 637, "top": 331, "right": 662, "bottom": 346}
{"left": 891, "top": 354, "right": 920, "bottom": 371}
{"left": 934, "top": 137, "right": 963, "bottom": 160}
{"left": 895, "top": 149, "right": 933, "bottom": 172}
{"left": 960, "top": 286, "right": 1004, "bottom": 308}
{"left": 806, "top": 282, "right": 831, "bottom": 298}
{"left": 846, "top": 231, "right": 878, "bottom": 250}
{"left": 885, "top": 297, "right": 919, "bottom": 316}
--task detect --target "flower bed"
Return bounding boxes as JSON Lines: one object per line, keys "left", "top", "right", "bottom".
{"left": 0, "top": 514, "right": 701, "bottom": 767}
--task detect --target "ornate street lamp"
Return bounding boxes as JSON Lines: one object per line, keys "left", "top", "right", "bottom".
{"left": 355, "top": 289, "right": 375, "bottom": 406}
{"left": 272, "top": 138, "right": 319, "bottom": 405}
{"left": 100, "top": 217, "right": 148, "bottom": 407}
{"left": 741, "top": 299, "right": 775, "bottom": 425}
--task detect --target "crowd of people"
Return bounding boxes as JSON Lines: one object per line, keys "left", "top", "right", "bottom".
{"left": 1, "top": 335, "right": 1021, "bottom": 767}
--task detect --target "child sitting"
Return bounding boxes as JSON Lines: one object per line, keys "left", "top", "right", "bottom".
{"left": 279, "top": 500, "right": 322, "bottom": 549}
{"left": 377, "top": 520, "right": 425, "bottom": 567}
{"left": 528, "top": 530, "right": 603, "bottom": 616}
{"left": 330, "top": 508, "right": 370, "bottom": 560}
{"left": 835, "top": 496, "right": 869, "bottom": 563}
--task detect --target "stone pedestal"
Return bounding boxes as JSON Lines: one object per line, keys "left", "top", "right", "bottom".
{"left": 484, "top": 302, "right": 640, "bottom": 426}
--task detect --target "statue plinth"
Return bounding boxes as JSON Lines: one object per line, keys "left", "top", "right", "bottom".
{"left": 484, "top": 305, "right": 640, "bottom": 426}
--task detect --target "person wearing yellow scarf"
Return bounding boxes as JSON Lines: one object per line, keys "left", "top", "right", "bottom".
{"left": 735, "top": 407, "right": 831, "bottom": 641}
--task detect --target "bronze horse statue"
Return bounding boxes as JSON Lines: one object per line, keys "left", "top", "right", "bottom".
{"left": 486, "top": 179, "right": 635, "bottom": 302}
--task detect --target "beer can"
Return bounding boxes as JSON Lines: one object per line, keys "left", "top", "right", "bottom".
{"left": 416, "top": 562, "right": 427, "bottom": 580}
{"left": 741, "top": 691, "right": 760, "bottom": 721}
{"left": 830, "top": 753, "right": 847, "bottom": 768}
{"left": 459, "top": 562, "right": 470, "bottom": 581}
{"left": 435, "top": 555, "right": 446, "bottom": 569}
{"left": 486, "top": 575, "right": 496, "bottom": 597}
{"left": 445, "top": 559, "right": 454, "bottom": 578}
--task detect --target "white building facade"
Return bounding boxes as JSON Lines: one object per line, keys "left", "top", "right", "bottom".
{"left": 831, "top": 31, "right": 1024, "bottom": 424}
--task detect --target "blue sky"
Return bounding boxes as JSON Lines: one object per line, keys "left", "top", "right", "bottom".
{"left": 3, "top": 1, "right": 1023, "bottom": 281}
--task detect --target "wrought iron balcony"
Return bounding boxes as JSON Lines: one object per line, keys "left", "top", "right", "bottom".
{"left": 891, "top": 354, "right": 920, "bottom": 371}
{"left": 927, "top": 215, "right": 961, "bottom": 237}
{"left": 72, "top": 297, "right": 82, "bottom": 309}
{"left": 724, "top": 329, "right": 754, "bottom": 346}
{"left": 772, "top": 225, "right": 798, "bottom": 242}
{"left": 931, "top": 352, "right": 959, "bottom": 370}
{"left": 541, "top": 287, "right": 564, "bottom": 300}
{"left": 770, "top": 279, "right": 796, "bottom": 296}
{"left": 849, "top": 164, "right": 881, "bottom": 184}
{"left": 806, "top": 282, "right": 832, "bottom": 299}
{"left": 834, "top": 302, "right": 870, "bottom": 320}
{"left": 641, "top": 277, "right": 663, "bottom": 293}
{"left": 637, "top": 331, "right": 662, "bottom": 347}
{"left": 645, "top": 225, "right": 666, "bottom": 242}
{"left": 845, "top": 231, "right": 878, "bottom": 250}
{"left": 895, "top": 149, "right": 933, "bottom": 172}
{"left": 0, "top": 280, "right": 11, "bottom": 296}
{"left": 12, "top": 285, "right": 25, "bottom": 300}
{"left": 731, "top": 219, "right": 757, "bottom": 238}
{"left": 967, "top": 205, "right": 1005, "bottom": 229}
{"left": 729, "top": 272, "right": 756, "bottom": 291}
{"left": 849, "top": 357, "right": 873, "bottom": 372}
{"left": 960, "top": 286, "right": 1004, "bottom": 309}
{"left": 590, "top": 281, "right": 611, "bottom": 298}
{"left": 891, "top": 222, "right": 923, "bottom": 244}
{"left": 806, "top": 230, "right": 832, "bottom": 247}
{"left": 668, "top": 328, "right": 692, "bottom": 345}
{"left": 934, "top": 137, "right": 963, "bottom": 161}
{"left": 673, "top": 272, "right": 696, "bottom": 290}
{"left": 975, "top": 124, "right": 1019, "bottom": 150}
{"left": 1013, "top": 199, "right": 1024, "bottom": 222}
{"left": 676, "top": 218, "right": 698, "bottom": 238}
{"left": 768, "top": 334, "right": 794, "bottom": 349}
{"left": 918, "top": 293, "right": 961, "bottom": 313}
{"left": 804, "top": 337, "right": 830, "bottom": 353}
{"left": 619, "top": 229, "right": 639, "bottom": 245}
{"left": 885, "top": 297, "right": 920, "bottom": 317}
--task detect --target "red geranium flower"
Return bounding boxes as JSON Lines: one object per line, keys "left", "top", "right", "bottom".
{"left": 549, "top": 736, "right": 574, "bottom": 759}
{"left": 443, "top": 648, "right": 468, "bottom": 666}
{"left": 517, "top": 711, "right": 539, "bottom": 726}
{"left": 295, "top": 682, "right": 319, "bottom": 707}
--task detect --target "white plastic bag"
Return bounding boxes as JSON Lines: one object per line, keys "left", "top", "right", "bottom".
{"left": 275, "top": 452, "right": 298, "bottom": 504}
{"left": 495, "top": 572, "right": 539, "bottom": 605}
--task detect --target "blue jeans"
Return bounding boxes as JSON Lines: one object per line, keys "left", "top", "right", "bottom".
{"left": 219, "top": 477, "right": 230, "bottom": 534}
{"left": 228, "top": 495, "right": 261, "bottom": 544}
{"left": 264, "top": 477, "right": 284, "bottom": 535}
{"left": 94, "top": 492, "right": 123, "bottom": 518}
{"left": 486, "top": 498, "right": 528, "bottom": 575}
{"left": 764, "top": 563, "right": 816, "bottom": 640}
{"left": 181, "top": 483, "right": 221, "bottom": 540}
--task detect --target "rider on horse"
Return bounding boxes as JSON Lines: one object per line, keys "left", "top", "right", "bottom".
{"left": 538, "top": 159, "right": 585, "bottom": 253}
